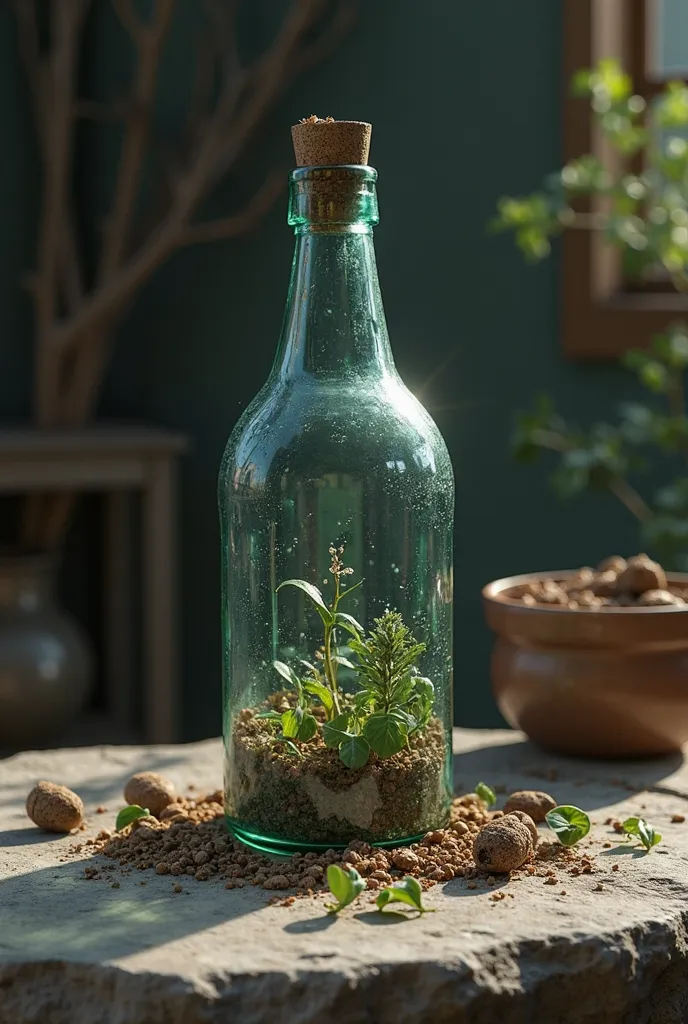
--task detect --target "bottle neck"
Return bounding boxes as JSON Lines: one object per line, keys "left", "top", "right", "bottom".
{"left": 272, "top": 166, "right": 395, "bottom": 382}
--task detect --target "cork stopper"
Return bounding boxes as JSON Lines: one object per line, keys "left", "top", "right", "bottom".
{"left": 291, "top": 116, "right": 372, "bottom": 167}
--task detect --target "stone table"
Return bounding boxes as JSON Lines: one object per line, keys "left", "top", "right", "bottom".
{"left": 2, "top": 729, "right": 688, "bottom": 1024}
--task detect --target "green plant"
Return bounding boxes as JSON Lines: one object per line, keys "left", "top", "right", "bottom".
{"left": 273, "top": 545, "right": 435, "bottom": 769}
{"left": 545, "top": 805, "right": 591, "bottom": 846}
{"left": 115, "top": 805, "right": 150, "bottom": 831}
{"left": 493, "top": 60, "right": 688, "bottom": 569}
{"left": 475, "top": 781, "right": 497, "bottom": 808}
{"left": 376, "top": 876, "right": 435, "bottom": 915}
{"left": 622, "top": 816, "right": 662, "bottom": 850}
{"left": 325, "top": 864, "right": 366, "bottom": 913}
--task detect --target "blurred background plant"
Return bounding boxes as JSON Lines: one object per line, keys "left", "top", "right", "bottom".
{"left": 12, "top": 0, "right": 352, "bottom": 554}
{"left": 495, "top": 59, "right": 688, "bottom": 570}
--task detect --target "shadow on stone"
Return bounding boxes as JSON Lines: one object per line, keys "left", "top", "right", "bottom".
{"left": 598, "top": 845, "right": 651, "bottom": 859}
{"left": 283, "top": 914, "right": 338, "bottom": 934}
{"left": 353, "top": 910, "right": 414, "bottom": 925}
{"left": 452, "top": 735, "right": 685, "bottom": 811}
{"left": 0, "top": 827, "right": 60, "bottom": 848}
{"left": 0, "top": 857, "right": 260, "bottom": 963}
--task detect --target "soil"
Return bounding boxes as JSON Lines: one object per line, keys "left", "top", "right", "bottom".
{"left": 225, "top": 706, "right": 450, "bottom": 847}
{"left": 77, "top": 788, "right": 594, "bottom": 901}
{"left": 504, "top": 554, "right": 688, "bottom": 610}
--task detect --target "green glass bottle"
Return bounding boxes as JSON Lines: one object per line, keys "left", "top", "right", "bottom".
{"left": 219, "top": 119, "right": 453, "bottom": 855}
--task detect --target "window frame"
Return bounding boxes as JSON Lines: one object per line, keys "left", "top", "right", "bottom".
{"left": 562, "top": 0, "right": 688, "bottom": 361}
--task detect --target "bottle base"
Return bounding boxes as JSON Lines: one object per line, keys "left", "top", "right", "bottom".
{"left": 227, "top": 817, "right": 428, "bottom": 857}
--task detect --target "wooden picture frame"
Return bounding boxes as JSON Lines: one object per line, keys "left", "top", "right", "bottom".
{"left": 562, "top": 0, "right": 688, "bottom": 361}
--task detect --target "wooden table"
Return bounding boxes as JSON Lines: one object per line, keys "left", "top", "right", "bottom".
{"left": 0, "top": 426, "right": 189, "bottom": 743}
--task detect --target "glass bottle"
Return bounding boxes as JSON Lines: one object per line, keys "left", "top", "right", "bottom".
{"left": 219, "top": 125, "right": 454, "bottom": 855}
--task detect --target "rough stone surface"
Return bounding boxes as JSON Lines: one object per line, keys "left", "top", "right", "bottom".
{"left": 2, "top": 729, "right": 688, "bottom": 1023}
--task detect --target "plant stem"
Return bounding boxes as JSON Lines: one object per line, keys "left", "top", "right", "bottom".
{"left": 608, "top": 475, "right": 653, "bottom": 523}
{"left": 323, "top": 573, "right": 342, "bottom": 719}
{"left": 533, "top": 428, "right": 653, "bottom": 523}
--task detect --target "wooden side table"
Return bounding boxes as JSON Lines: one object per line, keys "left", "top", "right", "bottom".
{"left": 0, "top": 426, "right": 189, "bottom": 743}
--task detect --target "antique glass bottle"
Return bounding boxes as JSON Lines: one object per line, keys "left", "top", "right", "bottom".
{"left": 220, "top": 124, "right": 454, "bottom": 855}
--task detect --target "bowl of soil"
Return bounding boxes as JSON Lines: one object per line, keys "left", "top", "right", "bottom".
{"left": 483, "top": 554, "right": 688, "bottom": 758}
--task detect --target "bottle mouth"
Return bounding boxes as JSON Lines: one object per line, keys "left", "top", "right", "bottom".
{"left": 288, "top": 165, "right": 379, "bottom": 231}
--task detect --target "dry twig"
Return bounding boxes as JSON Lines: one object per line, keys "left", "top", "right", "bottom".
{"left": 13, "top": 0, "right": 355, "bottom": 550}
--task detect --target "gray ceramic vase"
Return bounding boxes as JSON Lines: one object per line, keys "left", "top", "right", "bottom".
{"left": 0, "top": 556, "right": 93, "bottom": 749}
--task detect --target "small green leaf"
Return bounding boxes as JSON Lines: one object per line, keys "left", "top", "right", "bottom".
{"left": 333, "top": 655, "right": 357, "bottom": 670}
{"left": 276, "top": 579, "right": 333, "bottom": 625}
{"left": 296, "top": 712, "right": 318, "bottom": 742}
{"left": 623, "top": 816, "right": 662, "bottom": 850}
{"left": 339, "top": 734, "right": 370, "bottom": 769}
{"left": 339, "top": 578, "right": 364, "bottom": 600}
{"left": 475, "top": 782, "right": 497, "bottom": 808}
{"left": 325, "top": 864, "right": 365, "bottom": 913}
{"left": 363, "top": 712, "right": 408, "bottom": 758}
{"left": 272, "top": 660, "right": 299, "bottom": 687}
{"left": 334, "top": 612, "right": 363, "bottom": 637}
{"left": 116, "top": 805, "right": 150, "bottom": 831}
{"left": 255, "top": 710, "right": 283, "bottom": 722}
{"left": 281, "top": 707, "right": 303, "bottom": 738}
{"left": 376, "top": 876, "right": 435, "bottom": 914}
{"left": 545, "top": 805, "right": 591, "bottom": 846}
{"left": 303, "top": 680, "right": 334, "bottom": 713}
{"left": 322, "top": 712, "right": 352, "bottom": 748}
{"left": 280, "top": 738, "right": 304, "bottom": 758}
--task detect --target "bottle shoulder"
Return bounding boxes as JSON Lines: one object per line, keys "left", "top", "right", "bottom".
{"left": 219, "top": 373, "right": 453, "bottom": 487}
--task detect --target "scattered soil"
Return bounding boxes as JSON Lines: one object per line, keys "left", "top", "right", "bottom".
{"left": 504, "top": 554, "right": 687, "bottom": 610}
{"left": 226, "top": 706, "right": 450, "bottom": 847}
{"left": 75, "top": 789, "right": 594, "bottom": 899}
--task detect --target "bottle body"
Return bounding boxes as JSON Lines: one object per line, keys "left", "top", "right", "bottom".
{"left": 219, "top": 167, "right": 454, "bottom": 853}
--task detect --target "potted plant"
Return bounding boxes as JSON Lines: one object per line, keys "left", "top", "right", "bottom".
{"left": 482, "top": 61, "right": 688, "bottom": 758}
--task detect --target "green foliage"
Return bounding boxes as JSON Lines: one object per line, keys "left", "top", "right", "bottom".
{"left": 474, "top": 782, "right": 497, "bottom": 808}
{"left": 376, "top": 875, "right": 435, "bottom": 915}
{"left": 510, "top": 325, "right": 688, "bottom": 569}
{"left": 272, "top": 549, "right": 435, "bottom": 769}
{"left": 622, "top": 816, "right": 662, "bottom": 850}
{"left": 493, "top": 60, "right": 688, "bottom": 284}
{"left": 115, "top": 805, "right": 150, "bottom": 831}
{"left": 545, "top": 805, "right": 591, "bottom": 847}
{"left": 325, "top": 864, "right": 366, "bottom": 913}
{"left": 495, "top": 61, "right": 688, "bottom": 566}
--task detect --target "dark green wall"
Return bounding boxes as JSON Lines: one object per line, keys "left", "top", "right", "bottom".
{"left": 2, "top": 2, "right": 645, "bottom": 739}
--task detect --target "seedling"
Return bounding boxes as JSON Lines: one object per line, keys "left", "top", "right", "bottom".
{"left": 325, "top": 864, "right": 366, "bottom": 914}
{"left": 376, "top": 876, "right": 435, "bottom": 915}
{"left": 622, "top": 816, "right": 662, "bottom": 851}
{"left": 115, "top": 805, "right": 150, "bottom": 831}
{"left": 475, "top": 781, "right": 497, "bottom": 808}
{"left": 545, "top": 805, "right": 591, "bottom": 846}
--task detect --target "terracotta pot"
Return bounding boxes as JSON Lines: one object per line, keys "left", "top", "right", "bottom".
{"left": 482, "top": 569, "right": 688, "bottom": 759}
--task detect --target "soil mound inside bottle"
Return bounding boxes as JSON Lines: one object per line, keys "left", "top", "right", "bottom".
{"left": 227, "top": 704, "right": 449, "bottom": 847}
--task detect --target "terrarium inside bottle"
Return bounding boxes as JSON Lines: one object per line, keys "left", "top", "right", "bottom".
{"left": 219, "top": 117, "right": 454, "bottom": 855}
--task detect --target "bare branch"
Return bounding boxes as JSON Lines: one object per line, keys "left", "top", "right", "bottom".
{"left": 113, "top": 0, "right": 148, "bottom": 44}
{"left": 102, "top": 0, "right": 175, "bottom": 278}
{"left": 178, "top": 170, "right": 284, "bottom": 246}
{"left": 57, "top": 0, "right": 176, "bottom": 426}
{"left": 33, "top": 0, "right": 89, "bottom": 423}
{"left": 13, "top": 0, "right": 86, "bottom": 321}
{"left": 297, "top": 0, "right": 356, "bottom": 72}
{"left": 52, "top": 0, "right": 339, "bottom": 356}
